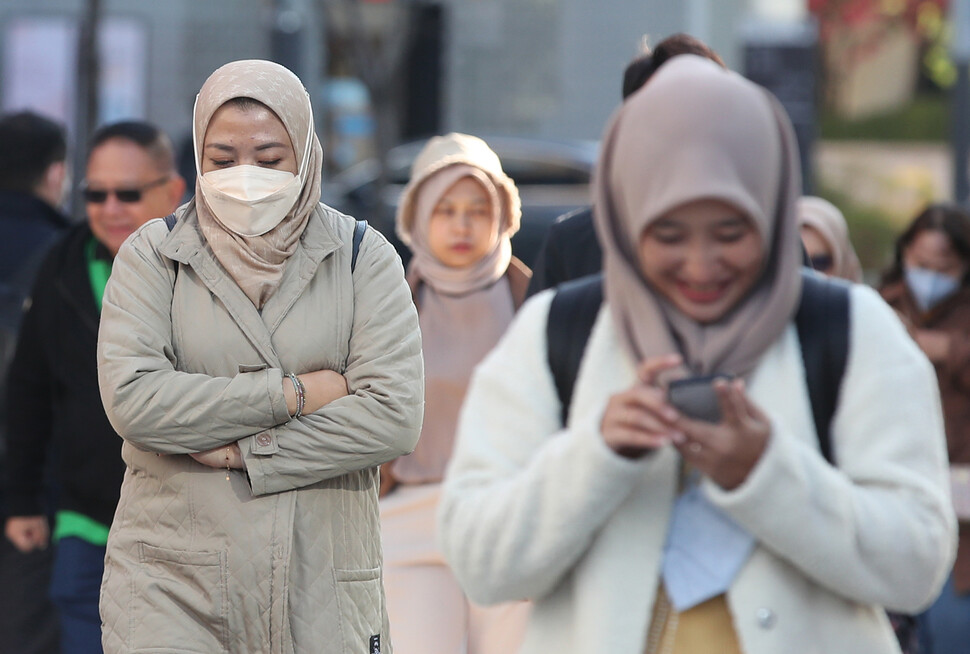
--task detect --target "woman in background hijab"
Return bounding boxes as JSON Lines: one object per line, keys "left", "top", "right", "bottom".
{"left": 437, "top": 56, "right": 955, "bottom": 654}
{"left": 96, "top": 60, "right": 423, "bottom": 653}
{"left": 880, "top": 203, "right": 970, "bottom": 654}
{"left": 380, "top": 132, "right": 530, "bottom": 654}
{"left": 798, "top": 195, "right": 863, "bottom": 282}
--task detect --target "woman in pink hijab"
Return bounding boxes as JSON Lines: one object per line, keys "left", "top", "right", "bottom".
{"left": 380, "top": 133, "right": 531, "bottom": 653}
{"left": 437, "top": 56, "right": 955, "bottom": 654}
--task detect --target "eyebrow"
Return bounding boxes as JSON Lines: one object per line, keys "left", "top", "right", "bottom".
{"left": 204, "top": 142, "right": 288, "bottom": 152}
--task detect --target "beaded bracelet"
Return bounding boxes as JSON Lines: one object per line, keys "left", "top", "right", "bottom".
{"left": 286, "top": 372, "right": 305, "bottom": 419}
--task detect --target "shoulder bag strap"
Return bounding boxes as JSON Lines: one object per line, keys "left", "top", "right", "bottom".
{"left": 547, "top": 274, "right": 604, "bottom": 426}
{"left": 794, "top": 269, "right": 851, "bottom": 465}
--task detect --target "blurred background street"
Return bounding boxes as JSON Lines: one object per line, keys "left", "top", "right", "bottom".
{"left": 0, "top": 0, "right": 964, "bottom": 273}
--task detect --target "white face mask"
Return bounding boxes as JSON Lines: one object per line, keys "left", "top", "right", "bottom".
{"left": 905, "top": 266, "right": 961, "bottom": 312}
{"left": 195, "top": 93, "right": 314, "bottom": 237}
{"left": 199, "top": 165, "right": 301, "bottom": 236}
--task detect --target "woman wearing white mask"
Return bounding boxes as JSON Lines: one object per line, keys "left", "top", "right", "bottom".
{"left": 96, "top": 60, "right": 423, "bottom": 653}
{"left": 880, "top": 203, "right": 970, "bottom": 654}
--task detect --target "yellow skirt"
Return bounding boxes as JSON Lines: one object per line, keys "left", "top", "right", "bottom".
{"left": 645, "top": 584, "right": 744, "bottom": 654}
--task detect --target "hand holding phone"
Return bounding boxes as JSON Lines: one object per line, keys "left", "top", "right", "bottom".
{"left": 666, "top": 374, "right": 734, "bottom": 423}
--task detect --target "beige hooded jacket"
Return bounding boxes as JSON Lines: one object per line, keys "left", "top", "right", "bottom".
{"left": 96, "top": 201, "right": 423, "bottom": 653}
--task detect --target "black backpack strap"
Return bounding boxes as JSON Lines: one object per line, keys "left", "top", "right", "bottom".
{"left": 547, "top": 274, "right": 604, "bottom": 425}
{"left": 795, "top": 269, "right": 851, "bottom": 465}
{"left": 163, "top": 213, "right": 177, "bottom": 231}
{"left": 351, "top": 220, "right": 367, "bottom": 273}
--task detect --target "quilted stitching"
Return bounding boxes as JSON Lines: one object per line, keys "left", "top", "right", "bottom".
{"left": 100, "top": 213, "right": 415, "bottom": 653}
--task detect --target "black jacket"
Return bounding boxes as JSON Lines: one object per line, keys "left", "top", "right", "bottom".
{"left": 0, "top": 192, "right": 70, "bottom": 518}
{"left": 526, "top": 206, "right": 602, "bottom": 297}
{"left": 5, "top": 222, "right": 124, "bottom": 526}
{"left": 0, "top": 192, "right": 70, "bottom": 285}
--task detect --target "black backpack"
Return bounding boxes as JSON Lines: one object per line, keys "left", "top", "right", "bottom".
{"left": 546, "top": 269, "right": 850, "bottom": 464}
{"left": 545, "top": 272, "right": 922, "bottom": 646}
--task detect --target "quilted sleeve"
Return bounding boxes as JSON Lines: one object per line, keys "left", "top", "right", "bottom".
{"left": 98, "top": 221, "right": 290, "bottom": 454}
{"left": 242, "top": 229, "right": 424, "bottom": 495}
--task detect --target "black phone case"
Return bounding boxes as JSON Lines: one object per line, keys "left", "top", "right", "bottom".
{"left": 667, "top": 374, "right": 732, "bottom": 423}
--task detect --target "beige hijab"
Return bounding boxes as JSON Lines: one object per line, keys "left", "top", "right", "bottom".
{"left": 391, "top": 137, "right": 522, "bottom": 483}
{"left": 193, "top": 59, "right": 324, "bottom": 308}
{"left": 396, "top": 133, "right": 520, "bottom": 295}
{"left": 593, "top": 55, "right": 803, "bottom": 378}
{"left": 798, "top": 196, "right": 863, "bottom": 283}
{"left": 408, "top": 164, "right": 511, "bottom": 295}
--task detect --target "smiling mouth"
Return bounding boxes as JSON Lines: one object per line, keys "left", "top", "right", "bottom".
{"left": 676, "top": 281, "right": 730, "bottom": 303}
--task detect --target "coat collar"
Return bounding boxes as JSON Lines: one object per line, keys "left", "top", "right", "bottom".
{"left": 158, "top": 200, "right": 343, "bottom": 367}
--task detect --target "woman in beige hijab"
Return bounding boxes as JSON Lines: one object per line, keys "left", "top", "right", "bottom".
{"left": 96, "top": 60, "right": 423, "bottom": 653}
{"left": 379, "top": 132, "right": 530, "bottom": 654}
{"left": 437, "top": 56, "right": 955, "bottom": 654}
{"left": 798, "top": 195, "right": 863, "bottom": 282}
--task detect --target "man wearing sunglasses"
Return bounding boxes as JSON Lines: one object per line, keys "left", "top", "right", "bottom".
{"left": 4, "top": 120, "right": 183, "bottom": 654}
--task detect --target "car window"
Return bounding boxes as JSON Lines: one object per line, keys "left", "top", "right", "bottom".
{"left": 501, "top": 157, "right": 590, "bottom": 185}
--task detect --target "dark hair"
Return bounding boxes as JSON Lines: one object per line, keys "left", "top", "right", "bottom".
{"left": 221, "top": 96, "right": 271, "bottom": 113}
{"left": 89, "top": 120, "right": 176, "bottom": 174}
{"left": 621, "top": 33, "right": 727, "bottom": 99}
{"left": 881, "top": 202, "right": 970, "bottom": 287}
{"left": 0, "top": 111, "right": 67, "bottom": 194}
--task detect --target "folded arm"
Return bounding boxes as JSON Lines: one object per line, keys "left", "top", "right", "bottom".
{"left": 97, "top": 225, "right": 291, "bottom": 454}
{"left": 240, "top": 231, "right": 424, "bottom": 495}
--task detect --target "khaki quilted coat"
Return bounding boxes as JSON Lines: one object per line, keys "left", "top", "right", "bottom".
{"left": 96, "top": 202, "right": 423, "bottom": 654}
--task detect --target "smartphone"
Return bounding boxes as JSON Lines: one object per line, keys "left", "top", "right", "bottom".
{"left": 666, "top": 374, "right": 733, "bottom": 423}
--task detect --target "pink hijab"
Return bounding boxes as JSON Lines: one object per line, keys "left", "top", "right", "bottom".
{"left": 593, "top": 55, "right": 803, "bottom": 378}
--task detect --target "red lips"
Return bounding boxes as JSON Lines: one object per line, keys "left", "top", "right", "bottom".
{"left": 676, "top": 281, "right": 729, "bottom": 304}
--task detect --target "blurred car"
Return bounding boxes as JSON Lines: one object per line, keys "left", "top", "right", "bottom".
{"left": 322, "top": 135, "right": 599, "bottom": 269}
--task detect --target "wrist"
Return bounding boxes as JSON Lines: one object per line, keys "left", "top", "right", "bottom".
{"left": 285, "top": 373, "right": 306, "bottom": 418}
{"left": 283, "top": 376, "right": 297, "bottom": 414}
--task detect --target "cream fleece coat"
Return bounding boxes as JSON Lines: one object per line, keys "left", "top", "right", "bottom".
{"left": 438, "top": 285, "right": 956, "bottom": 654}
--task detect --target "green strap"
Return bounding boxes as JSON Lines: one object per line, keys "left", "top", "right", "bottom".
{"left": 52, "top": 510, "right": 110, "bottom": 545}
{"left": 85, "top": 237, "right": 112, "bottom": 311}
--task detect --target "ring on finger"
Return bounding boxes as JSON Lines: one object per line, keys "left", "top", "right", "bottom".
{"left": 688, "top": 442, "right": 702, "bottom": 454}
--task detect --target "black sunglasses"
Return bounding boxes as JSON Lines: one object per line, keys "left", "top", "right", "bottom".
{"left": 82, "top": 176, "right": 170, "bottom": 204}
{"left": 809, "top": 253, "right": 834, "bottom": 272}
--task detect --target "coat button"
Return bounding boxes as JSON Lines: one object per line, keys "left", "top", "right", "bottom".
{"left": 256, "top": 433, "right": 272, "bottom": 447}
{"left": 756, "top": 608, "right": 776, "bottom": 629}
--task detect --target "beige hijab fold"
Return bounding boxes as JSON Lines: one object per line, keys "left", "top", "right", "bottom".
{"left": 193, "top": 59, "right": 324, "bottom": 308}
{"left": 798, "top": 196, "right": 863, "bottom": 283}
{"left": 593, "top": 55, "right": 803, "bottom": 378}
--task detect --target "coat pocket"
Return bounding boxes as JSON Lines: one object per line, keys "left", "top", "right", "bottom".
{"left": 131, "top": 542, "right": 229, "bottom": 653}
{"left": 334, "top": 567, "right": 386, "bottom": 653}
